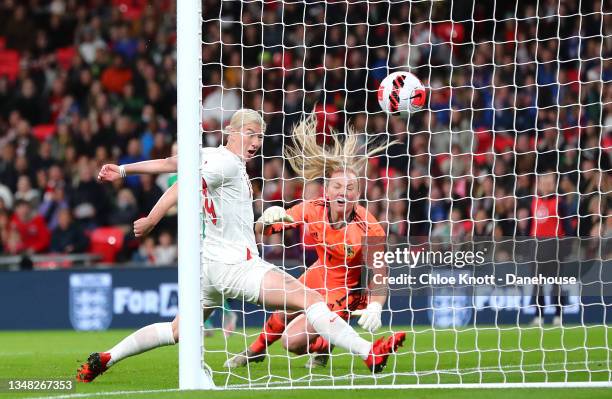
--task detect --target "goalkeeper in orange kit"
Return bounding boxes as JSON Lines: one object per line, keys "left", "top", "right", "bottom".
{"left": 225, "top": 115, "right": 393, "bottom": 369}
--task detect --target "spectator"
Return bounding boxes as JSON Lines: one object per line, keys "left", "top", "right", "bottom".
{"left": 0, "top": 144, "right": 18, "bottom": 192}
{"left": 50, "top": 208, "right": 89, "bottom": 254}
{"left": 101, "top": 54, "right": 133, "bottom": 94}
{"left": 133, "top": 236, "right": 156, "bottom": 265}
{"left": 473, "top": 208, "right": 493, "bottom": 236}
{"left": 112, "top": 24, "right": 139, "bottom": 61}
{"left": 108, "top": 188, "right": 139, "bottom": 232}
{"left": 136, "top": 175, "right": 163, "bottom": 215}
{"left": 120, "top": 83, "right": 145, "bottom": 122}
{"left": 515, "top": 207, "right": 531, "bottom": 237}
{"left": 39, "top": 185, "right": 69, "bottom": 231}
{"left": 154, "top": 231, "right": 177, "bottom": 266}
{"left": 12, "top": 120, "right": 38, "bottom": 165}
{"left": 201, "top": 86, "right": 241, "bottom": 126}
{"left": 14, "top": 176, "right": 40, "bottom": 208}
{"left": 13, "top": 79, "right": 48, "bottom": 125}
{"left": 8, "top": 200, "right": 50, "bottom": 254}
{"left": 69, "top": 164, "right": 109, "bottom": 228}
{"left": 149, "top": 132, "right": 172, "bottom": 160}
{"left": 34, "top": 142, "right": 55, "bottom": 173}
{"left": 73, "top": 119, "right": 99, "bottom": 158}
{"left": 578, "top": 158, "right": 606, "bottom": 237}
{"left": 49, "top": 124, "right": 74, "bottom": 163}
{"left": 0, "top": 182, "right": 13, "bottom": 211}
{"left": 119, "top": 138, "right": 146, "bottom": 188}
{"left": 530, "top": 172, "right": 570, "bottom": 327}
{"left": 3, "top": 5, "right": 36, "bottom": 52}
{"left": 79, "top": 27, "right": 107, "bottom": 64}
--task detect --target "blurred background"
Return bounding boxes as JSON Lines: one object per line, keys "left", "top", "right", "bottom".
{"left": 0, "top": 0, "right": 609, "bottom": 271}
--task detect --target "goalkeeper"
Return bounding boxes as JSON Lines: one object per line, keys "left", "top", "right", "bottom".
{"left": 225, "top": 115, "right": 391, "bottom": 369}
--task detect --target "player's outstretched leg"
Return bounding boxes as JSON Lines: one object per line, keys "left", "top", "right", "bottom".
{"left": 76, "top": 321, "right": 177, "bottom": 382}
{"left": 260, "top": 269, "right": 405, "bottom": 373}
{"left": 302, "top": 297, "right": 405, "bottom": 373}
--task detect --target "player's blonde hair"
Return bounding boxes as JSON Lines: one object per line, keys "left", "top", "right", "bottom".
{"left": 224, "top": 108, "right": 267, "bottom": 134}
{"left": 285, "top": 114, "right": 394, "bottom": 181}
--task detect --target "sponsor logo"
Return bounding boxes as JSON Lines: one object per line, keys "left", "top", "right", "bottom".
{"left": 113, "top": 283, "right": 178, "bottom": 317}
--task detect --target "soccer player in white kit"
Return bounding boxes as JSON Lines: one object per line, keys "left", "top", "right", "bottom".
{"left": 77, "top": 109, "right": 404, "bottom": 382}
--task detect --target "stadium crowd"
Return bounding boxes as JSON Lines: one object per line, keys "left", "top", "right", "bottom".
{"left": 0, "top": 0, "right": 609, "bottom": 266}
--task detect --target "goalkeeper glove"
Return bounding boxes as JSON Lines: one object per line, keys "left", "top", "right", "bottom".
{"left": 260, "top": 206, "right": 294, "bottom": 225}
{"left": 353, "top": 302, "right": 383, "bottom": 333}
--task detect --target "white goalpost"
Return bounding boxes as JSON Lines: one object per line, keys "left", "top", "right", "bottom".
{"left": 180, "top": 0, "right": 611, "bottom": 391}
{"left": 177, "top": 0, "right": 214, "bottom": 390}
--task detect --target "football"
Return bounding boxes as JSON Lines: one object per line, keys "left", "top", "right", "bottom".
{"left": 377, "top": 71, "right": 427, "bottom": 114}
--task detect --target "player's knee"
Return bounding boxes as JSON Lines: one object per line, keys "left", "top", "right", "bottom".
{"left": 280, "top": 333, "right": 291, "bottom": 350}
{"left": 303, "top": 289, "right": 325, "bottom": 309}
{"left": 171, "top": 318, "right": 179, "bottom": 343}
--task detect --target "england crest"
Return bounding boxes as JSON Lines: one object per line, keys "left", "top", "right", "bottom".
{"left": 69, "top": 273, "right": 113, "bottom": 331}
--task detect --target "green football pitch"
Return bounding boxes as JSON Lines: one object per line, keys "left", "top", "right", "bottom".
{"left": 0, "top": 326, "right": 610, "bottom": 398}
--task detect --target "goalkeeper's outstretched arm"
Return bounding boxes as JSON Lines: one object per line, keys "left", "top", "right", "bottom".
{"left": 133, "top": 182, "right": 178, "bottom": 237}
{"left": 98, "top": 156, "right": 178, "bottom": 182}
{"left": 254, "top": 203, "right": 303, "bottom": 237}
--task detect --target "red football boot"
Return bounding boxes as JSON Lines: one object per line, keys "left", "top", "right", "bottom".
{"left": 364, "top": 332, "right": 406, "bottom": 373}
{"left": 76, "top": 352, "right": 111, "bottom": 382}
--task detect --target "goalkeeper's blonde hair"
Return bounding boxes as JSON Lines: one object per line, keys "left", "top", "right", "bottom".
{"left": 224, "top": 108, "right": 266, "bottom": 133}
{"left": 285, "top": 114, "right": 395, "bottom": 180}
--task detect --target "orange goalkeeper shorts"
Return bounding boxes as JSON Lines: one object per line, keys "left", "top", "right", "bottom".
{"left": 298, "top": 263, "right": 366, "bottom": 321}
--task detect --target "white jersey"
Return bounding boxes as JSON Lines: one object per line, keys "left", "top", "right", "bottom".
{"left": 200, "top": 145, "right": 258, "bottom": 263}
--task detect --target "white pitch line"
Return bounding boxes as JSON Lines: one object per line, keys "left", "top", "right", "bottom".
{"left": 0, "top": 352, "right": 86, "bottom": 356}
{"left": 27, "top": 359, "right": 611, "bottom": 398}
{"left": 227, "top": 359, "right": 610, "bottom": 388}
{"left": 27, "top": 381, "right": 612, "bottom": 399}
{"left": 230, "top": 382, "right": 612, "bottom": 390}
{"left": 28, "top": 388, "right": 182, "bottom": 399}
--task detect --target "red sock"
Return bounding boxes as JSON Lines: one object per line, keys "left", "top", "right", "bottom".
{"left": 249, "top": 312, "right": 287, "bottom": 353}
{"left": 308, "top": 336, "right": 330, "bottom": 354}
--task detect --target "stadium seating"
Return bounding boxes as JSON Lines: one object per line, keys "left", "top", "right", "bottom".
{"left": 32, "top": 124, "right": 57, "bottom": 142}
{"left": 89, "top": 227, "right": 125, "bottom": 264}
{"left": 0, "top": 48, "right": 19, "bottom": 82}
{"left": 56, "top": 46, "right": 77, "bottom": 71}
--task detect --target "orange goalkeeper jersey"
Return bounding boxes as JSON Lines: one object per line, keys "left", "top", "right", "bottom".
{"left": 266, "top": 199, "right": 386, "bottom": 289}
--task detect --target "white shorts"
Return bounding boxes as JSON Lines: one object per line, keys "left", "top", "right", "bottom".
{"left": 201, "top": 256, "right": 277, "bottom": 308}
